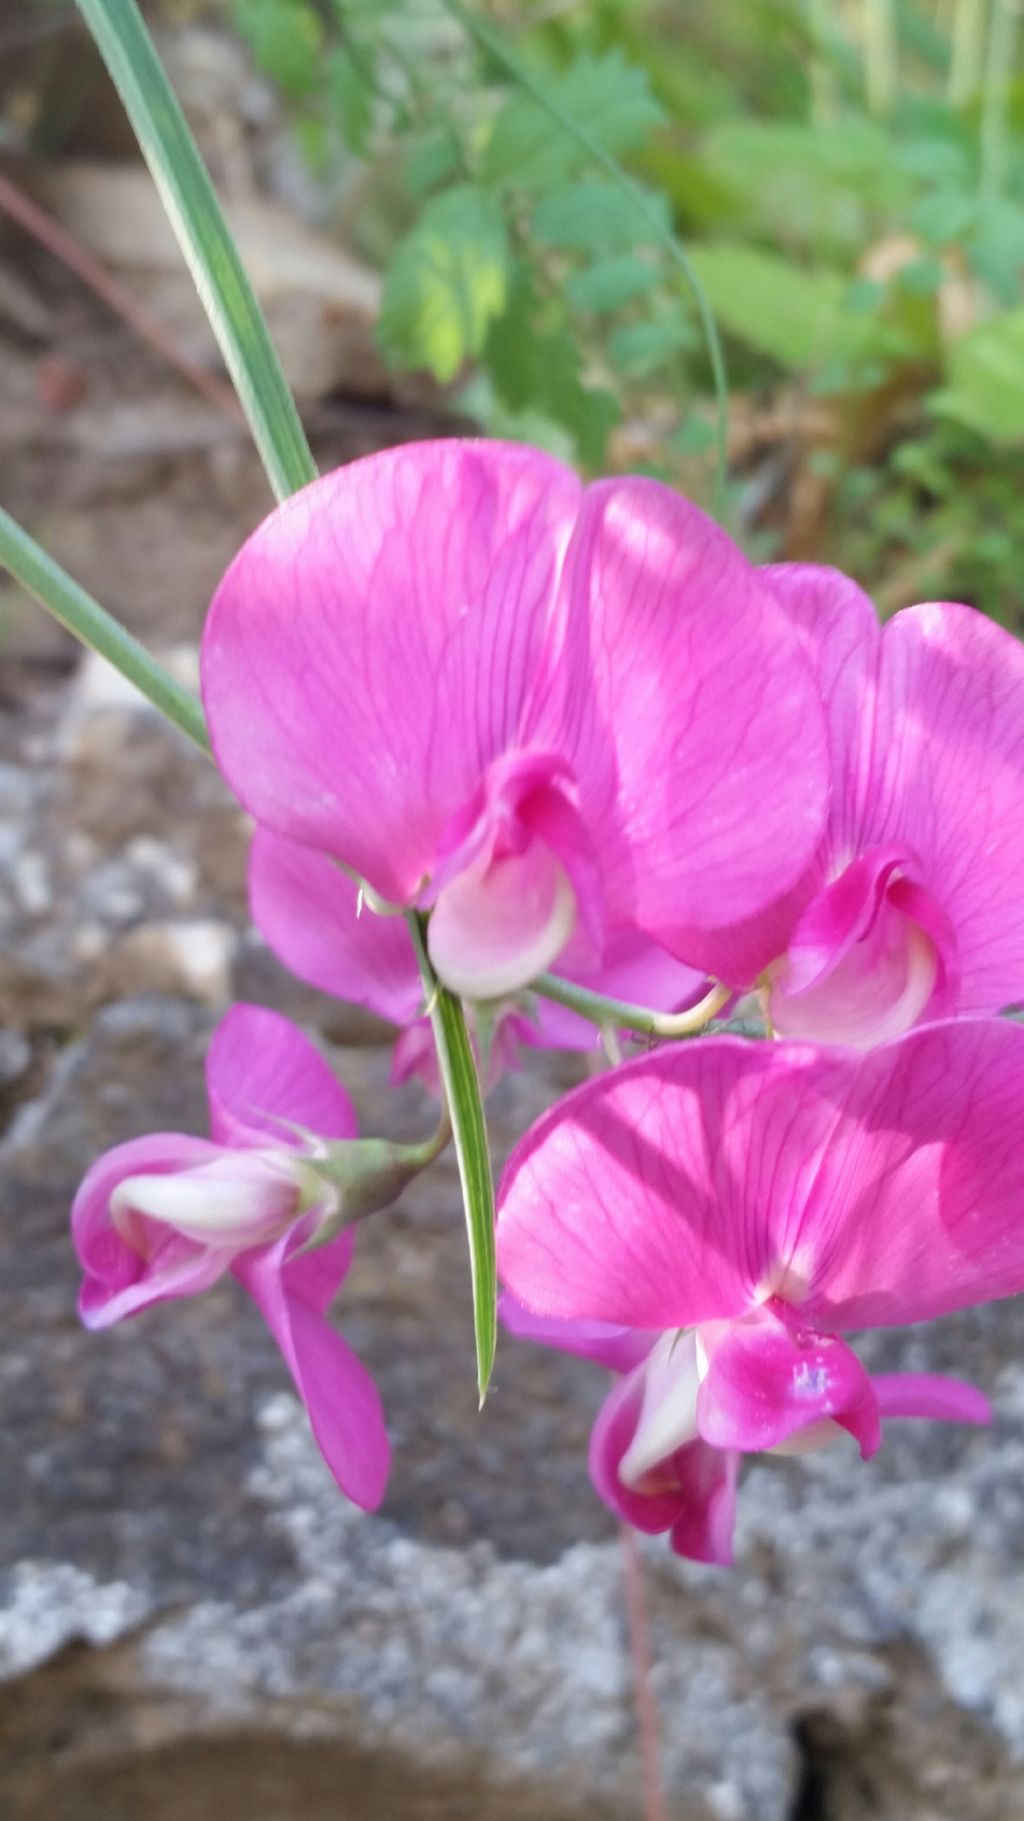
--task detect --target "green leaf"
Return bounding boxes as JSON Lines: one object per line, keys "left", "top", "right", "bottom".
{"left": 377, "top": 185, "right": 509, "bottom": 381}
{"left": 0, "top": 507, "right": 210, "bottom": 755}
{"left": 567, "top": 252, "right": 659, "bottom": 314}
{"left": 481, "top": 50, "right": 665, "bottom": 194}
{"left": 531, "top": 180, "right": 668, "bottom": 252}
{"left": 327, "top": 45, "right": 375, "bottom": 156}
{"left": 406, "top": 916, "right": 496, "bottom": 1403}
{"left": 484, "top": 264, "right": 618, "bottom": 468}
{"left": 701, "top": 118, "right": 913, "bottom": 257}
{"left": 609, "top": 315, "right": 693, "bottom": 377}
{"left": 910, "top": 188, "right": 977, "bottom": 247}
{"left": 687, "top": 242, "right": 883, "bottom": 371}
{"left": 232, "top": 0, "right": 322, "bottom": 97}
{"left": 78, "top": 0, "right": 316, "bottom": 503}
{"left": 932, "top": 311, "right": 1024, "bottom": 443}
{"left": 670, "top": 417, "right": 718, "bottom": 457}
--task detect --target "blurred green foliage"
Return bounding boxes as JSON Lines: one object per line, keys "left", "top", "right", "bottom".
{"left": 230, "top": 0, "right": 1024, "bottom": 624}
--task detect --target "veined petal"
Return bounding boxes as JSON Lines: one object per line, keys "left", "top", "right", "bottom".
{"left": 201, "top": 441, "right": 584, "bottom": 906}
{"left": 498, "top": 1294, "right": 655, "bottom": 1373}
{"left": 568, "top": 478, "right": 829, "bottom": 979}
{"left": 206, "top": 1004, "right": 357, "bottom": 1151}
{"left": 872, "top": 1373, "right": 991, "bottom": 1425}
{"left": 696, "top": 1312, "right": 881, "bottom": 1458}
{"left": 870, "top": 603, "right": 1024, "bottom": 1014}
{"left": 497, "top": 1038, "right": 853, "bottom": 1331}
{"left": 500, "top": 1020, "right": 1024, "bottom": 1341}
{"left": 761, "top": 564, "right": 881, "bottom": 861}
{"left": 235, "top": 1231, "right": 388, "bottom": 1510}
{"left": 796, "top": 1019, "right": 1024, "bottom": 1330}
{"left": 249, "top": 829, "right": 422, "bottom": 1026}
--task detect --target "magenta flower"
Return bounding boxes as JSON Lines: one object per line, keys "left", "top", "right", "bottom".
{"left": 202, "top": 441, "right": 827, "bottom": 1001}
{"left": 496, "top": 1022, "right": 1024, "bottom": 1563}
{"left": 249, "top": 825, "right": 705, "bottom": 1091}
{"left": 741, "top": 568, "right": 1024, "bottom": 1046}
{"left": 72, "top": 1003, "right": 389, "bottom": 1510}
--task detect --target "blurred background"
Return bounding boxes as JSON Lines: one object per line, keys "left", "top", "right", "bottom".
{"left": 2, "top": 3, "right": 1024, "bottom": 1818}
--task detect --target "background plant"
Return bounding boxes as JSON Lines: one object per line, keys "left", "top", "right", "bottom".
{"left": 230, "top": 0, "right": 1024, "bottom": 622}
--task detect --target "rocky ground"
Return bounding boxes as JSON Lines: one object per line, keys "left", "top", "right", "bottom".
{"left": 3, "top": 69, "right": 1024, "bottom": 1818}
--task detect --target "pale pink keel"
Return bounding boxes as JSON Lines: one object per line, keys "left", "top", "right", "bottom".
{"left": 72, "top": 1003, "right": 389, "bottom": 1510}
{"left": 757, "top": 568, "right": 1024, "bottom": 1045}
{"left": 497, "top": 1023, "right": 1022, "bottom": 1562}
{"left": 249, "top": 826, "right": 705, "bottom": 1093}
{"left": 203, "top": 440, "right": 828, "bottom": 1001}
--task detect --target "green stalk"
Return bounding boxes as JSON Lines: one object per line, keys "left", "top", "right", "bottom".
{"left": 533, "top": 973, "right": 729, "bottom": 1040}
{"left": 77, "top": 0, "right": 317, "bottom": 503}
{"left": 981, "top": 0, "right": 1018, "bottom": 201}
{"left": 439, "top": 0, "right": 731, "bottom": 516}
{"left": 949, "top": 0, "right": 988, "bottom": 104}
{"left": 0, "top": 506, "right": 209, "bottom": 754}
{"left": 863, "top": 0, "right": 898, "bottom": 115}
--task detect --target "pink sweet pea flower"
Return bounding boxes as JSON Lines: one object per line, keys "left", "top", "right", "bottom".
{"left": 248, "top": 826, "right": 706, "bottom": 1093}
{"left": 739, "top": 567, "right": 1024, "bottom": 1046}
{"left": 202, "top": 440, "right": 827, "bottom": 1002}
{"left": 496, "top": 1022, "right": 1023, "bottom": 1563}
{"left": 72, "top": 1003, "right": 389, "bottom": 1510}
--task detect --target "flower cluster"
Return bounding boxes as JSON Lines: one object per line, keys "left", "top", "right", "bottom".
{"left": 73, "top": 440, "right": 1024, "bottom": 1563}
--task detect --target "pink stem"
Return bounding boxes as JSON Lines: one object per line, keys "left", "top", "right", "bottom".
{"left": 620, "top": 1522, "right": 670, "bottom": 1821}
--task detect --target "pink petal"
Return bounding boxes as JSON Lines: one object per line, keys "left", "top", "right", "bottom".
{"left": 568, "top": 479, "right": 829, "bottom": 981}
{"left": 590, "top": 1366, "right": 738, "bottom": 1565}
{"left": 201, "top": 440, "right": 584, "bottom": 907}
{"left": 235, "top": 1231, "right": 388, "bottom": 1510}
{"left": 249, "top": 829, "right": 423, "bottom": 1025}
{"left": 498, "top": 1293, "right": 655, "bottom": 1372}
{"left": 870, "top": 602, "right": 1024, "bottom": 1013}
{"left": 797, "top": 1019, "right": 1024, "bottom": 1330}
{"left": 872, "top": 1373, "right": 991, "bottom": 1425}
{"left": 499, "top": 1019, "right": 1024, "bottom": 1340}
{"left": 696, "top": 1311, "right": 881, "bottom": 1458}
{"left": 761, "top": 564, "right": 881, "bottom": 862}
{"left": 497, "top": 1038, "right": 852, "bottom": 1331}
{"left": 72, "top": 1133, "right": 229, "bottom": 1329}
{"left": 206, "top": 1004, "right": 357, "bottom": 1150}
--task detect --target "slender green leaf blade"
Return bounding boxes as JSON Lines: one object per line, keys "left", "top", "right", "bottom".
{"left": 77, "top": 0, "right": 316, "bottom": 502}
{"left": 0, "top": 506, "right": 210, "bottom": 754}
{"left": 482, "top": 50, "right": 665, "bottom": 194}
{"left": 407, "top": 916, "right": 496, "bottom": 1402}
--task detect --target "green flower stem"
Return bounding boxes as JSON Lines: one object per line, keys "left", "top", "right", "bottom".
{"left": 439, "top": 0, "right": 730, "bottom": 516}
{"left": 0, "top": 505, "right": 210, "bottom": 755}
{"left": 533, "top": 972, "right": 730, "bottom": 1040}
{"left": 407, "top": 913, "right": 498, "bottom": 1404}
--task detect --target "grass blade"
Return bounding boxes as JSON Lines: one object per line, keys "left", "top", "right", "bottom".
{"left": 408, "top": 914, "right": 497, "bottom": 1402}
{"left": 77, "top": 0, "right": 317, "bottom": 503}
{"left": 0, "top": 505, "right": 209, "bottom": 754}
